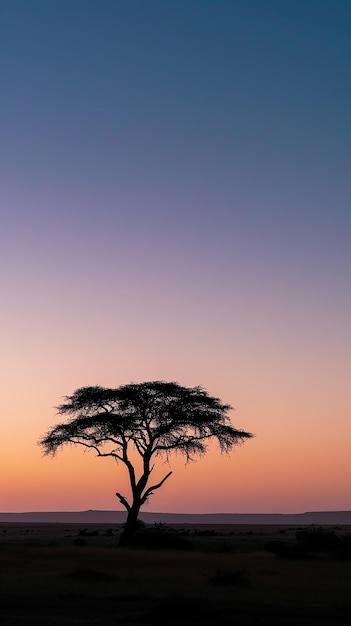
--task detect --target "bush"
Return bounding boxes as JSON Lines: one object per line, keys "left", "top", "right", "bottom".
{"left": 132, "top": 523, "right": 193, "bottom": 550}
{"left": 268, "top": 526, "right": 343, "bottom": 559}
{"left": 296, "top": 526, "right": 339, "bottom": 552}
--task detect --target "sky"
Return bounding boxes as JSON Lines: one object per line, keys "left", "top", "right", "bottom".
{"left": 1, "top": 0, "right": 350, "bottom": 514}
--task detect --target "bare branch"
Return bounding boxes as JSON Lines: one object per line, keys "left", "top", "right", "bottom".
{"left": 134, "top": 437, "right": 147, "bottom": 457}
{"left": 141, "top": 471, "right": 173, "bottom": 504}
{"left": 116, "top": 492, "right": 131, "bottom": 512}
{"left": 60, "top": 438, "right": 123, "bottom": 460}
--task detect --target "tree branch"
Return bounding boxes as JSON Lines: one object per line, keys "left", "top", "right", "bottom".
{"left": 134, "top": 438, "right": 147, "bottom": 456}
{"left": 121, "top": 435, "right": 136, "bottom": 491}
{"left": 140, "top": 471, "right": 172, "bottom": 504}
{"left": 116, "top": 492, "right": 131, "bottom": 512}
{"left": 64, "top": 439, "right": 124, "bottom": 460}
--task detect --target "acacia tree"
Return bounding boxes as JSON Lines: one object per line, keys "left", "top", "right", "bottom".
{"left": 39, "top": 381, "right": 253, "bottom": 545}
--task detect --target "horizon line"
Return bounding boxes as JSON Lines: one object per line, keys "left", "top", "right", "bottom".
{"left": 1, "top": 508, "right": 351, "bottom": 515}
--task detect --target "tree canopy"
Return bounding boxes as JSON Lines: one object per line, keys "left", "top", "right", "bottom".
{"left": 39, "top": 381, "right": 253, "bottom": 544}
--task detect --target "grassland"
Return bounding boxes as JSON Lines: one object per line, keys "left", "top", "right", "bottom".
{"left": 1, "top": 523, "right": 350, "bottom": 625}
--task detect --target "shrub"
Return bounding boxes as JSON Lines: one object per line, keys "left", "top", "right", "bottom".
{"left": 131, "top": 523, "right": 193, "bottom": 550}
{"left": 296, "top": 526, "right": 339, "bottom": 552}
{"left": 208, "top": 567, "right": 251, "bottom": 587}
{"left": 268, "top": 526, "right": 343, "bottom": 559}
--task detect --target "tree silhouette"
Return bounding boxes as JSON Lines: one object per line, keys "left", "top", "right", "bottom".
{"left": 39, "top": 381, "right": 253, "bottom": 545}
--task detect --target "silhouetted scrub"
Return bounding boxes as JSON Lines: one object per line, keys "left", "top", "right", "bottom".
{"left": 77, "top": 528, "right": 99, "bottom": 537}
{"left": 267, "top": 526, "right": 344, "bottom": 559}
{"left": 73, "top": 537, "right": 88, "bottom": 546}
{"left": 208, "top": 567, "right": 251, "bottom": 587}
{"left": 131, "top": 524, "right": 193, "bottom": 550}
{"left": 194, "top": 529, "right": 221, "bottom": 537}
{"left": 295, "top": 526, "right": 339, "bottom": 551}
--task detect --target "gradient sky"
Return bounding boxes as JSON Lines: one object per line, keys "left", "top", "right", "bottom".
{"left": 1, "top": 0, "right": 351, "bottom": 513}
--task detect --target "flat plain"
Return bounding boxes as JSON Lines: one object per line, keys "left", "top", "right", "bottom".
{"left": 1, "top": 522, "right": 350, "bottom": 625}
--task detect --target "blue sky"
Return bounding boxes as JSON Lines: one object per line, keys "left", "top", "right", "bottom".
{"left": 2, "top": 0, "right": 350, "bottom": 279}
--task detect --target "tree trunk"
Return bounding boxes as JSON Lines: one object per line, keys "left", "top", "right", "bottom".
{"left": 119, "top": 502, "right": 141, "bottom": 547}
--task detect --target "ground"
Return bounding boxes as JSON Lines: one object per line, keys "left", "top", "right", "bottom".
{"left": 1, "top": 522, "right": 350, "bottom": 625}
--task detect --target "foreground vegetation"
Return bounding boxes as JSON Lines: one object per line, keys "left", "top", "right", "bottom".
{"left": 1, "top": 523, "right": 351, "bottom": 625}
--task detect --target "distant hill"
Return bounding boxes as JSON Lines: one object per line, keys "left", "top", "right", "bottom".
{"left": 1, "top": 510, "right": 351, "bottom": 525}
